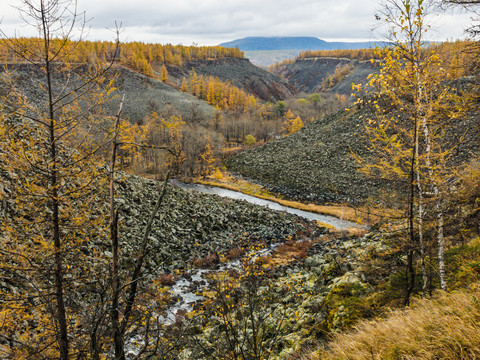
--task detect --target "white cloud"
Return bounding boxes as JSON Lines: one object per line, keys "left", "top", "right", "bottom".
{"left": 0, "top": 0, "right": 474, "bottom": 45}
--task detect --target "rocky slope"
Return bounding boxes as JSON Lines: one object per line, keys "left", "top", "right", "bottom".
{"left": 164, "top": 58, "right": 297, "bottom": 102}
{"left": 111, "top": 66, "right": 214, "bottom": 121}
{"left": 181, "top": 226, "right": 411, "bottom": 359}
{"left": 226, "top": 106, "right": 382, "bottom": 204}
{"left": 0, "top": 166, "right": 298, "bottom": 275}
{"left": 0, "top": 63, "right": 215, "bottom": 123}
{"left": 226, "top": 90, "right": 480, "bottom": 205}
{"left": 115, "top": 175, "right": 298, "bottom": 272}
{"left": 273, "top": 57, "right": 378, "bottom": 95}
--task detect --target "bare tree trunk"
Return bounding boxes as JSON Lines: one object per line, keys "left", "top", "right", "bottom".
{"left": 109, "top": 95, "right": 126, "bottom": 360}
{"left": 90, "top": 324, "right": 101, "bottom": 360}
{"left": 405, "top": 114, "right": 419, "bottom": 306}
{"left": 51, "top": 124, "right": 69, "bottom": 360}
{"left": 41, "top": 1, "right": 69, "bottom": 355}
{"left": 435, "top": 186, "right": 447, "bottom": 290}
{"left": 410, "top": 11, "right": 429, "bottom": 298}
{"left": 416, "top": 151, "right": 429, "bottom": 297}
{"left": 419, "top": 97, "right": 447, "bottom": 291}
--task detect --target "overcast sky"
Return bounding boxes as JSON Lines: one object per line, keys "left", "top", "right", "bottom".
{"left": 0, "top": 0, "right": 473, "bottom": 46}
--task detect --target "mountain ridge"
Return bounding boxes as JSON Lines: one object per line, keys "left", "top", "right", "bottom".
{"left": 220, "top": 36, "right": 376, "bottom": 51}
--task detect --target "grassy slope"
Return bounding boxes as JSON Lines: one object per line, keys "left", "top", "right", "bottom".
{"left": 316, "top": 284, "right": 480, "bottom": 360}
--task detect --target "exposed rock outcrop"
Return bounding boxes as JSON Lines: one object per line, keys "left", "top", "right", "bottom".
{"left": 272, "top": 57, "right": 378, "bottom": 95}
{"left": 165, "top": 58, "right": 297, "bottom": 102}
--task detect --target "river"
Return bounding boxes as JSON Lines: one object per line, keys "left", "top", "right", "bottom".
{"left": 171, "top": 180, "right": 364, "bottom": 230}
{"left": 125, "top": 180, "right": 364, "bottom": 354}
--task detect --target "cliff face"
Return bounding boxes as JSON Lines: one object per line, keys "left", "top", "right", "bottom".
{"left": 165, "top": 58, "right": 298, "bottom": 102}
{"left": 273, "top": 58, "right": 378, "bottom": 95}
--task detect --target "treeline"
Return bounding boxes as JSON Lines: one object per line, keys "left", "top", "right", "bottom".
{"left": 298, "top": 48, "right": 381, "bottom": 61}
{"left": 118, "top": 42, "right": 243, "bottom": 76}
{"left": 269, "top": 41, "right": 478, "bottom": 78}
{"left": 0, "top": 38, "right": 244, "bottom": 76}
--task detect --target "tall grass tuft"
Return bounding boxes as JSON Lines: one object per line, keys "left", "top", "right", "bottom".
{"left": 316, "top": 284, "right": 480, "bottom": 360}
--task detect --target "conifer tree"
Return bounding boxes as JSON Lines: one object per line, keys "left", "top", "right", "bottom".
{"left": 0, "top": 0, "right": 119, "bottom": 357}
{"left": 181, "top": 76, "right": 189, "bottom": 92}
{"left": 160, "top": 64, "right": 168, "bottom": 82}
{"left": 282, "top": 109, "right": 303, "bottom": 136}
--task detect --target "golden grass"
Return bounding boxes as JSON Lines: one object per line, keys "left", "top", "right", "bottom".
{"left": 194, "top": 174, "right": 383, "bottom": 226}
{"left": 313, "top": 284, "right": 480, "bottom": 360}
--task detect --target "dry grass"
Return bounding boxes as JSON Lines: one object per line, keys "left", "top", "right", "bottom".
{"left": 313, "top": 284, "right": 480, "bottom": 360}
{"left": 263, "top": 239, "right": 313, "bottom": 267}
{"left": 194, "top": 174, "right": 383, "bottom": 225}
{"left": 192, "top": 252, "right": 220, "bottom": 268}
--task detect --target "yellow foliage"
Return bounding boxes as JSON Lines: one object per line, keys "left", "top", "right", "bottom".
{"left": 183, "top": 71, "right": 257, "bottom": 112}
{"left": 213, "top": 167, "right": 224, "bottom": 180}
{"left": 282, "top": 110, "right": 304, "bottom": 136}
{"left": 244, "top": 134, "right": 256, "bottom": 146}
{"left": 160, "top": 64, "right": 168, "bottom": 82}
{"left": 200, "top": 139, "right": 216, "bottom": 176}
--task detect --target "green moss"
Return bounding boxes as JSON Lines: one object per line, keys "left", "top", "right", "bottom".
{"left": 323, "top": 282, "right": 372, "bottom": 330}
{"left": 446, "top": 239, "right": 480, "bottom": 289}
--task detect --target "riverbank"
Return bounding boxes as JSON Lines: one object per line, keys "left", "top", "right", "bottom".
{"left": 191, "top": 171, "right": 382, "bottom": 227}
{"left": 173, "top": 179, "right": 364, "bottom": 230}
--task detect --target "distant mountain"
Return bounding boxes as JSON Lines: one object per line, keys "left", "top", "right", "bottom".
{"left": 219, "top": 36, "right": 376, "bottom": 52}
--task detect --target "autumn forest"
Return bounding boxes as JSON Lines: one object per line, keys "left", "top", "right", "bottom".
{"left": 0, "top": 0, "right": 480, "bottom": 359}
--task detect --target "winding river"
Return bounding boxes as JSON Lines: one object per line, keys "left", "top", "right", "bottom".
{"left": 124, "top": 180, "right": 366, "bottom": 354}
{"left": 171, "top": 180, "right": 364, "bottom": 230}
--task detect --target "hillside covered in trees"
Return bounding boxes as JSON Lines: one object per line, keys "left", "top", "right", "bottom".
{"left": 269, "top": 40, "right": 477, "bottom": 94}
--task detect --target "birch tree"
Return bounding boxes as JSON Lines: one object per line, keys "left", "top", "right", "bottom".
{"left": 356, "top": 0, "right": 470, "bottom": 302}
